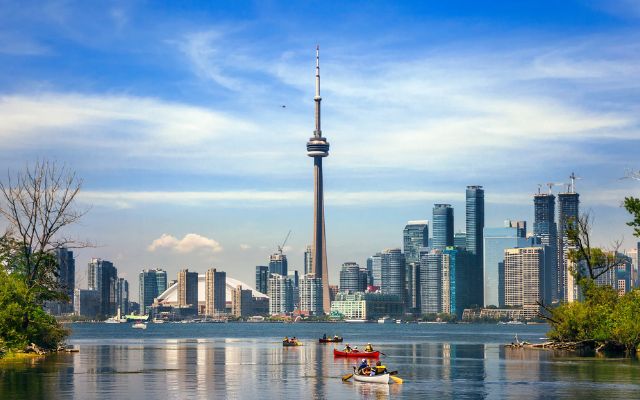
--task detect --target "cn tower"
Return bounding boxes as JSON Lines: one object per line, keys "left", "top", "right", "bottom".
{"left": 306, "top": 46, "right": 331, "bottom": 313}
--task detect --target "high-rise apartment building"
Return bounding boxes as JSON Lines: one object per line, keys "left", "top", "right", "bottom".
{"left": 406, "top": 261, "right": 421, "bottom": 314}
{"left": 74, "top": 289, "right": 100, "bottom": 318}
{"left": 205, "top": 268, "right": 226, "bottom": 316}
{"left": 255, "top": 265, "right": 269, "bottom": 295}
{"left": 139, "top": 268, "right": 167, "bottom": 315}
{"left": 299, "top": 274, "right": 323, "bottom": 315}
{"left": 370, "top": 252, "right": 383, "bottom": 288}
{"left": 381, "top": 248, "right": 406, "bottom": 305}
{"left": 558, "top": 186, "right": 579, "bottom": 303}
{"left": 54, "top": 247, "right": 75, "bottom": 314}
{"left": 420, "top": 249, "right": 442, "bottom": 314}
{"left": 178, "top": 269, "right": 199, "bottom": 309}
{"left": 534, "top": 192, "right": 558, "bottom": 303}
{"left": 466, "top": 185, "right": 485, "bottom": 307}
{"left": 269, "top": 252, "right": 288, "bottom": 276}
{"left": 268, "top": 274, "right": 294, "bottom": 314}
{"left": 504, "top": 247, "right": 545, "bottom": 320}
{"left": 403, "top": 220, "right": 429, "bottom": 264}
{"left": 339, "top": 262, "right": 367, "bottom": 293}
{"left": 115, "top": 277, "right": 129, "bottom": 315}
{"left": 88, "top": 258, "right": 117, "bottom": 317}
{"left": 483, "top": 225, "right": 530, "bottom": 307}
{"left": 433, "top": 204, "right": 454, "bottom": 250}
{"left": 454, "top": 232, "right": 467, "bottom": 249}
{"left": 443, "top": 246, "right": 468, "bottom": 316}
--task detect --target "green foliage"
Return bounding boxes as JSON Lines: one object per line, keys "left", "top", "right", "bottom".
{"left": 624, "top": 196, "right": 640, "bottom": 237}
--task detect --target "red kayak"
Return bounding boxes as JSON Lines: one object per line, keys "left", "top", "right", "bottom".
{"left": 333, "top": 349, "right": 380, "bottom": 358}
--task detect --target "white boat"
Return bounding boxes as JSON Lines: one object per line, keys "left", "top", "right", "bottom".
{"left": 344, "top": 319, "right": 367, "bottom": 323}
{"left": 377, "top": 317, "right": 392, "bottom": 324}
{"left": 353, "top": 373, "right": 391, "bottom": 384}
{"left": 153, "top": 318, "right": 165, "bottom": 324}
{"left": 132, "top": 322, "right": 147, "bottom": 329}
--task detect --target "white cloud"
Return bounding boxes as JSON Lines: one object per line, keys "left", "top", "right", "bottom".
{"left": 148, "top": 233, "right": 223, "bottom": 253}
{"left": 239, "top": 244, "right": 251, "bottom": 250}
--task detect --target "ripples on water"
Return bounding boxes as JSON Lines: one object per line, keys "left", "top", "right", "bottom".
{"left": 1, "top": 323, "right": 640, "bottom": 399}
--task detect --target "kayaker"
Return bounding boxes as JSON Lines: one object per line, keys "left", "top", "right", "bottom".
{"left": 344, "top": 343, "right": 352, "bottom": 353}
{"left": 353, "top": 346, "right": 359, "bottom": 352}
{"left": 374, "top": 361, "right": 387, "bottom": 375}
{"left": 357, "top": 358, "right": 368, "bottom": 373}
{"left": 323, "top": 333, "right": 327, "bottom": 339}
{"left": 284, "top": 336, "right": 289, "bottom": 343}
{"left": 364, "top": 343, "right": 374, "bottom": 352}
{"left": 333, "top": 335, "right": 339, "bottom": 340}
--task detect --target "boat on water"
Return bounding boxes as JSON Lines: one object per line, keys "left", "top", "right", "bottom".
{"left": 333, "top": 349, "right": 380, "bottom": 358}
{"left": 353, "top": 372, "right": 391, "bottom": 384}
{"left": 344, "top": 319, "right": 366, "bottom": 323}
{"left": 132, "top": 322, "right": 147, "bottom": 330}
{"left": 152, "top": 318, "right": 165, "bottom": 324}
{"left": 282, "top": 341, "right": 303, "bottom": 347}
{"left": 498, "top": 320, "right": 525, "bottom": 325}
{"left": 319, "top": 337, "right": 343, "bottom": 343}
{"left": 377, "top": 317, "right": 392, "bottom": 324}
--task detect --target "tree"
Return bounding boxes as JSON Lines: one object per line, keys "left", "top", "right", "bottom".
{"left": 624, "top": 196, "right": 640, "bottom": 237}
{"left": 0, "top": 161, "right": 86, "bottom": 350}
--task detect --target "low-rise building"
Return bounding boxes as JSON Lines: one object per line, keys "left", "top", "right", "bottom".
{"left": 330, "top": 292, "right": 404, "bottom": 320}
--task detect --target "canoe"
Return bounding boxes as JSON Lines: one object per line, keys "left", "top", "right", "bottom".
{"left": 353, "top": 373, "right": 390, "bottom": 384}
{"left": 333, "top": 349, "right": 379, "bottom": 357}
{"left": 319, "top": 337, "right": 343, "bottom": 343}
{"left": 282, "top": 341, "right": 303, "bottom": 347}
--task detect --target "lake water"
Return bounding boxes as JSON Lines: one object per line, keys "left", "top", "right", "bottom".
{"left": 2, "top": 322, "right": 640, "bottom": 399}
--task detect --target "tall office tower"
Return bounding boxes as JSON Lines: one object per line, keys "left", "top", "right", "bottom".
{"left": 381, "top": 248, "right": 406, "bottom": 305}
{"left": 370, "top": 252, "right": 383, "bottom": 287}
{"left": 504, "top": 247, "right": 545, "bottom": 320}
{"left": 454, "top": 232, "right": 467, "bottom": 249}
{"left": 406, "top": 262, "right": 421, "bottom": 314}
{"left": 465, "top": 185, "right": 485, "bottom": 307}
{"left": 433, "top": 204, "right": 454, "bottom": 250}
{"left": 88, "top": 258, "right": 118, "bottom": 316}
{"left": 255, "top": 265, "right": 269, "bottom": 295}
{"left": 115, "top": 277, "right": 129, "bottom": 315}
{"left": 420, "top": 249, "right": 442, "bottom": 314}
{"left": 558, "top": 176, "right": 580, "bottom": 303}
{"left": 307, "top": 46, "right": 331, "bottom": 314}
{"left": 366, "top": 257, "right": 374, "bottom": 286}
{"left": 505, "top": 220, "right": 527, "bottom": 238}
{"left": 54, "top": 247, "right": 75, "bottom": 314}
{"left": 178, "top": 269, "right": 199, "bottom": 308}
{"left": 534, "top": 192, "right": 558, "bottom": 302}
{"left": 442, "top": 247, "right": 468, "bottom": 316}
{"left": 205, "top": 268, "right": 226, "bottom": 316}
{"left": 269, "top": 252, "right": 288, "bottom": 276}
{"left": 483, "top": 226, "right": 530, "bottom": 307}
{"left": 299, "top": 274, "right": 323, "bottom": 315}
{"left": 339, "top": 262, "right": 363, "bottom": 293}
{"left": 268, "top": 274, "right": 294, "bottom": 314}
{"left": 304, "top": 245, "right": 313, "bottom": 275}
{"left": 403, "top": 220, "right": 429, "bottom": 264}
{"left": 358, "top": 266, "right": 369, "bottom": 290}
{"left": 139, "top": 268, "right": 167, "bottom": 314}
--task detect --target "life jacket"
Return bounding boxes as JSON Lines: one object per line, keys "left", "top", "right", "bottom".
{"left": 375, "top": 365, "right": 387, "bottom": 374}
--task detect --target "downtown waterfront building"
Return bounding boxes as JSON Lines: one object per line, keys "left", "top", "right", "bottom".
{"left": 255, "top": 265, "right": 269, "bottom": 295}
{"left": 420, "top": 249, "right": 442, "bottom": 314}
{"left": 433, "top": 204, "right": 454, "bottom": 250}
{"left": 178, "top": 269, "right": 199, "bottom": 309}
{"left": 88, "top": 258, "right": 118, "bottom": 317}
{"left": 466, "top": 186, "right": 485, "bottom": 308}
{"left": 115, "top": 277, "right": 129, "bottom": 315}
{"left": 370, "top": 252, "right": 383, "bottom": 288}
{"left": 381, "top": 248, "right": 406, "bottom": 306}
{"left": 306, "top": 46, "right": 331, "bottom": 313}
{"left": 268, "top": 273, "right": 294, "bottom": 315}
{"left": 403, "top": 220, "right": 429, "bottom": 264}
{"left": 558, "top": 182, "right": 579, "bottom": 303}
{"left": 504, "top": 247, "right": 545, "bottom": 320}
{"left": 299, "top": 274, "right": 323, "bottom": 315}
{"left": 139, "top": 268, "right": 168, "bottom": 315}
{"left": 269, "top": 252, "right": 288, "bottom": 276}
{"left": 339, "top": 262, "right": 367, "bottom": 293}
{"left": 205, "top": 268, "right": 226, "bottom": 316}
{"left": 534, "top": 192, "right": 559, "bottom": 303}
{"left": 304, "top": 245, "right": 313, "bottom": 275}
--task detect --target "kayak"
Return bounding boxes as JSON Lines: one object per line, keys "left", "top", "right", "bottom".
{"left": 353, "top": 373, "right": 390, "bottom": 384}
{"left": 333, "top": 349, "right": 379, "bottom": 357}
{"left": 319, "top": 337, "right": 343, "bottom": 343}
{"left": 283, "top": 341, "right": 303, "bottom": 347}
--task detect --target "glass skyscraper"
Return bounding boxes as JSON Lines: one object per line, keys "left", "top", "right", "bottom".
{"left": 420, "top": 249, "right": 442, "bottom": 314}
{"left": 139, "top": 268, "right": 167, "bottom": 315}
{"left": 88, "top": 258, "right": 118, "bottom": 317}
{"left": 115, "top": 277, "right": 129, "bottom": 315}
{"left": 454, "top": 232, "right": 467, "bottom": 249}
{"left": 403, "top": 220, "right": 429, "bottom": 264}
{"left": 558, "top": 191, "right": 579, "bottom": 302}
{"left": 381, "top": 248, "right": 406, "bottom": 305}
{"left": 534, "top": 192, "right": 558, "bottom": 303}
{"left": 255, "top": 265, "right": 269, "bottom": 295}
{"left": 339, "top": 262, "right": 366, "bottom": 293}
{"left": 370, "top": 252, "right": 383, "bottom": 288}
{"left": 433, "top": 204, "right": 454, "bottom": 250}
{"left": 465, "top": 185, "right": 484, "bottom": 307}
{"left": 269, "top": 252, "right": 288, "bottom": 276}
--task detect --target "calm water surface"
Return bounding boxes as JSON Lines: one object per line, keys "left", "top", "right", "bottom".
{"left": 1, "top": 322, "right": 640, "bottom": 399}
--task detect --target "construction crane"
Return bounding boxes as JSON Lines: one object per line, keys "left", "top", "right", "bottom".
{"left": 568, "top": 172, "right": 582, "bottom": 193}
{"left": 545, "top": 182, "right": 564, "bottom": 194}
{"left": 277, "top": 230, "right": 291, "bottom": 254}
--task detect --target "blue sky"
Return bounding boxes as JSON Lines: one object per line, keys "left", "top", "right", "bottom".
{"left": 1, "top": 0, "right": 640, "bottom": 298}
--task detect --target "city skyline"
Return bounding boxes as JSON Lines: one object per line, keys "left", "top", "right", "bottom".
{"left": 1, "top": 1, "right": 640, "bottom": 300}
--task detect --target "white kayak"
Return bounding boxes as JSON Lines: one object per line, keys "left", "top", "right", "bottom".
{"left": 353, "top": 373, "right": 391, "bottom": 384}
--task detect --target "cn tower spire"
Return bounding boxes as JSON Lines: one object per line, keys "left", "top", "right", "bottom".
{"left": 314, "top": 45, "right": 322, "bottom": 138}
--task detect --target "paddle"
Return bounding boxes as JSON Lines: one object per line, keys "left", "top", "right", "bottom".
{"left": 390, "top": 375, "right": 403, "bottom": 384}
{"left": 342, "top": 373, "right": 353, "bottom": 381}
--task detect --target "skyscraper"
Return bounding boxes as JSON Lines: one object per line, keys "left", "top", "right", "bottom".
{"left": 403, "top": 220, "right": 429, "bottom": 264}
{"left": 558, "top": 176, "right": 579, "bottom": 303}
{"left": 307, "top": 46, "right": 331, "bottom": 314}
{"left": 255, "top": 265, "right": 269, "bottom": 295}
{"left": 370, "top": 252, "right": 383, "bottom": 288}
{"left": 55, "top": 247, "right": 75, "bottom": 313}
{"left": 88, "top": 258, "right": 117, "bottom": 317}
{"left": 454, "top": 232, "right": 467, "bottom": 249}
{"left": 139, "top": 268, "right": 167, "bottom": 315}
{"left": 504, "top": 247, "right": 545, "bottom": 320}
{"left": 205, "top": 268, "right": 226, "bottom": 316}
{"left": 534, "top": 192, "right": 558, "bottom": 303}
{"left": 420, "top": 249, "right": 442, "bottom": 314}
{"left": 268, "top": 274, "right": 294, "bottom": 315}
{"left": 304, "top": 245, "right": 313, "bottom": 276}
{"left": 505, "top": 220, "right": 527, "bottom": 238}
{"left": 339, "top": 262, "right": 367, "bottom": 293}
{"left": 433, "top": 204, "right": 454, "bottom": 250}
{"left": 269, "top": 252, "right": 288, "bottom": 276}
{"left": 406, "top": 261, "right": 421, "bottom": 314}
{"left": 381, "top": 248, "right": 406, "bottom": 305}
{"left": 299, "top": 274, "right": 323, "bottom": 315}
{"left": 116, "top": 277, "right": 129, "bottom": 315}
{"left": 466, "top": 185, "right": 485, "bottom": 307}
{"left": 483, "top": 225, "right": 530, "bottom": 307}
{"left": 178, "top": 269, "right": 199, "bottom": 309}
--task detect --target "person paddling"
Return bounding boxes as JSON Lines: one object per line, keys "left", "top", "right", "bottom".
{"left": 374, "top": 360, "right": 387, "bottom": 375}
{"left": 344, "top": 343, "right": 352, "bottom": 353}
{"left": 364, "top": 343, "right": 374, "bottom": 352}
{"left": 357, "top": 358, "right": 368, "bottom": 374}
